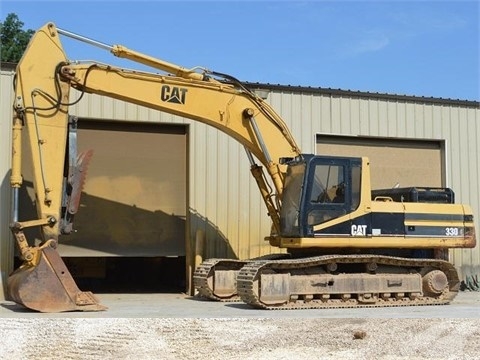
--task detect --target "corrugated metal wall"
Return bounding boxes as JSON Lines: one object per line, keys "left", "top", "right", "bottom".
{"left": 0, "top": 69, "right": 15, "bottom": 299}
{"left": 1, "top": 67, "right": 479, "bottom": 300}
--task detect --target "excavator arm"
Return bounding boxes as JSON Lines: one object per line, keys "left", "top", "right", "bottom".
{"left": 8, "top": 22, "right": 301, "bottom": 312}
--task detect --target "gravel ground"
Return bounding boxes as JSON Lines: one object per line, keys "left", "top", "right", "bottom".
{"left": 1, "top": 317, "right": 480, "bottom": 359}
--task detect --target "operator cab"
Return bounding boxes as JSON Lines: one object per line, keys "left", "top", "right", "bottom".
{"left": 280, "top": 154, "right": 362, "bottom": 237}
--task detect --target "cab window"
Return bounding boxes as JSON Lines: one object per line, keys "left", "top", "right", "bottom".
{"left": 310, "top": 164, "right": 345, "bottom": 204}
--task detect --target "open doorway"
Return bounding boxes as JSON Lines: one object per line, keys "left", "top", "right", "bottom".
{"left": 63, "top": 256, "right": 186, "bottom": 293}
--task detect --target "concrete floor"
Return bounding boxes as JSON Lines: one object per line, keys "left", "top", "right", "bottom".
{"left": 1, "top": 291, "right": 479, "bottom": 319}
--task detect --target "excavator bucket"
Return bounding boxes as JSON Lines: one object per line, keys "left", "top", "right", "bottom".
{"left": 7, "top": 242, "right": 107, "bottom": 313}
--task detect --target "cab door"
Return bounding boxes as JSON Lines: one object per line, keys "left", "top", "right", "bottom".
{"left": 301, "top": 157, "right": 361, "bottom": 236}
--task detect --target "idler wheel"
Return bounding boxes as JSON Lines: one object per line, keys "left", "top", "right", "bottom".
{"left": 422, "top": 270, "right": 448, "bottom": 296}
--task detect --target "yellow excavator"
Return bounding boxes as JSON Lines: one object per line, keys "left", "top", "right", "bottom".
{"left": 8, "top": 23, "right": 476, "bottom": 312}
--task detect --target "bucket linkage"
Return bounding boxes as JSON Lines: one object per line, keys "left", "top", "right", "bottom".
{"left": 7, "top": 221, "right": 107, "bottom": 313}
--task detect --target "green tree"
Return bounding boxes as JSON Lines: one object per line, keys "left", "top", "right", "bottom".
{"left": 0, "top": 13, "right": 34, "bottom": 62}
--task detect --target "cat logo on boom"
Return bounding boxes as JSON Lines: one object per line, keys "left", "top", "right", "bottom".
{"left": 161, "top": 85, "right": 188, "bottom": 104}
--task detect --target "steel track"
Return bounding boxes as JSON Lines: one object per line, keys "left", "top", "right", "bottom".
{"left": 236, "top": 255, "right": 459, "bottom": 310}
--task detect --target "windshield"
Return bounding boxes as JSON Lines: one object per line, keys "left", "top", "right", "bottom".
{"left": 280, "top": 162, "right": 306, "bottom": 236}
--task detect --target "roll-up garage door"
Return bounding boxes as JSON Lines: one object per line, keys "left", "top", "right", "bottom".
{"left": 58, "top": 120, "right": 187, "bottom": 257}
{"left": 316, "top": 135, "right": 444, "bottom": 190}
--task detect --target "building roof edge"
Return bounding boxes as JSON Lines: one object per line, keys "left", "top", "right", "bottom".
{"left": 245, "top": 82, "right": 480, "bottom": 108}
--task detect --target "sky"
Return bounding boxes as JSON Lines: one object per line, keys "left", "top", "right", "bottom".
{"left": 1, "top": 1, "right": 479, "bottom": 101}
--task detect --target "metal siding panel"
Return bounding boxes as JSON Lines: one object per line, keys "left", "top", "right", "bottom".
{"left": 368, "top": 100, "right": 380, "bottom": 136}
{"left": 226, "top": 141, "right": 240, "bottom": 257}
{"left": 349, "top": 98, "right": 361, "bottom": 137}
{"left": 309, "top": 96, "right": 323, "bottom": 153}
{"left": 330, "top": 96, "right": 342, "bottom": 134}
{"left": 339, "top": 97, "right": 351, "bottom": 134}
{"left": 453, "top": 106, "right": 480, "bottom": 278}
{"left": 423, "top": 104, "right": 434, "bottom": 138}
{"left": 237, "top": 150, "right": 253, "bottom": 259}
{"left": 300, "top": 94, "right": 314, "bottom": 151}
{"left": 90, "top": 93, "right": 103, "bottom": 118}
{"left": 431, "top": 106, "right": 442, "bottom": 139}
{"left": 386, "top": 100, "right": 397, "bottom": 137}
{"left": 448, "top": 107, "right": 462, "bottom": 194}
{"left": 247, "top": 153, "right": 262, "bottom": 258}
{"left": 204, "top": 126, "right": 217, "bottom": 256}
{"left": 286, "top": 93, "right": 301, "bottom": 145}
{"left": 0, "top": 71, "right": 15, "bottom": 300}
{"left": 100, "top": 96, "right": 115, "bottom": 119}
{"left": 359, "top": 99, "right": 371, "bottom": 136}
{"left": 188, "top": 122, "right": 207, "bottom": 260}
{"left": 414, "top": 103, "right": 425, "bottom": 137}
{"left": 403, "top": 102, "right": 415, "bottom": 137}
{"left": 320, "top": 96, "right": 332, "bottom": 134}
{"left": 440, "top": 106, "right": 453, "bottom": 188}
{"left": 469, "top": 109, "right": 480, "bottom": 260}
{"left": 191, "top": 121, "right": 208, "bottom": 247}
{"left": 395, "top": 101, "right": 407, "bottom": 137}
{"left": 376, "top": 100, "right": 389, "bottom": 136}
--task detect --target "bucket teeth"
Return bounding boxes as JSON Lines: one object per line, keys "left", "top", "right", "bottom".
{"left": 75, "top": 291, "right": 107, "bottom": 310}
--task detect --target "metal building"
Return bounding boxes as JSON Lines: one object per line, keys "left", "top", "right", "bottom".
{"left": 1, "top": 64, "right": 479, "bottom": 299}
